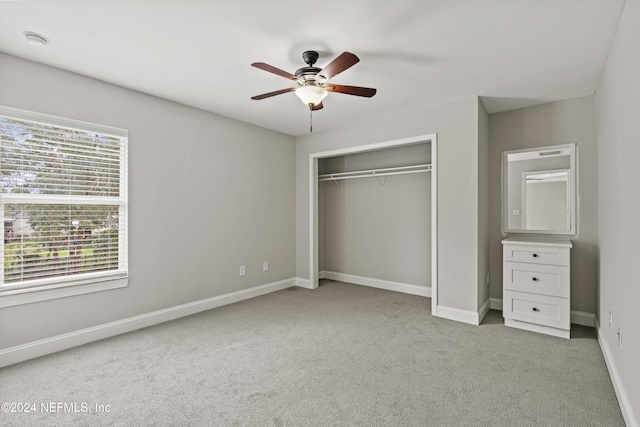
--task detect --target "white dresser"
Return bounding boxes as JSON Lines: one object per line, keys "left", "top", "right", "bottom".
{"left": 502, "top": 237, "right": 572, "bottom": 339}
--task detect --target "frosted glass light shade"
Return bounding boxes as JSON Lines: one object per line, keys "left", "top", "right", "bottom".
{"left": 295, "top": 85, "right": 328, "bottom": 106}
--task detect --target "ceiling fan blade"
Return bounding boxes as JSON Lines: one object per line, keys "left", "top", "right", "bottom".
{"left": 311, "top": 102, "right": 323, "bottom": 111}
{"left": 316, "top": 52, "right": 359, "bottom": 82}
{"left": 325, "top": 84, "right": 376, "bottom": 97}
{"left": 251, "top": 62, "right": 298, "bottom": 80}
{"left": 251, "top": 87, "right": 295, "bottom": 100}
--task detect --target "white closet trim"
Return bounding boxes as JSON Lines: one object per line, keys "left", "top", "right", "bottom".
{"left": 308, "top": 133, "right": 438, "bottom": 317}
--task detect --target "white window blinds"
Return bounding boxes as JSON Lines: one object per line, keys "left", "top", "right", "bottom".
{"left": 0, "top": 106, "right": 128, "bottom": 293}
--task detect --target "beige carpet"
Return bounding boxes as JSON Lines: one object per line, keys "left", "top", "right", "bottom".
{"left": 0, "top": 280, "right": 625, "bottom": 426}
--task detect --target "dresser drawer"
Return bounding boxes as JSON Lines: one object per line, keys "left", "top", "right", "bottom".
{"left": 503, "top": 290, "right": 570, "bottom": 330}
{"left": 503, "top": 262, "right": 570, "bottom": 298}
{"left": 503, "top": 244, "right": 570, "bottom": 266}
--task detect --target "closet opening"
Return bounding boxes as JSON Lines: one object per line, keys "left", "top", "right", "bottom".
{"left": 308, "top": 134, "right": 438, "bottom": 316}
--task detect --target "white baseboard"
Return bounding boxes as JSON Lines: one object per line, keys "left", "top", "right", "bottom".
{"left": 320, "top": 271, "right": 430, "bottom": 297}
{"left": 478, "top": 298, "right": 490, "bottom": 323}
{"left": 489, "top": 298, "right": 595, "bottom": 327}
{"left": 490, "top": 297, "right": 503, "bottom": 310}
{"left": 570, "top": 310, "right": 595, "bottom": 327}
{"left": 595, "top": 318, "right": 639, "bottom": 427}
{"left": 0, "top": 278, "right": 296, "bottom": 368}
{"left": 437, "top": 305, "right": 481, "bottom": 325}
{"left": 295, "top": 277, "right": 315, "bottom": 289}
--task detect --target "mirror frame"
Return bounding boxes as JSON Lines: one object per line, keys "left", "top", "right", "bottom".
{"left": 502, "top": 143, "right": 577, "bottom": 236}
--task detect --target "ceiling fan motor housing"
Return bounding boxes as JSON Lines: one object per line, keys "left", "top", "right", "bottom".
{"left": 295, "top": 66, "right": 322, "bottom": 79}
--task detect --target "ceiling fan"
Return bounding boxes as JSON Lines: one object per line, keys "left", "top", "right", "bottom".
{"left": 250, "top": 50, "right": 377, "bottom": 113}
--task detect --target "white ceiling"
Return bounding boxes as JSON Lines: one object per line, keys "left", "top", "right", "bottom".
{"left": 0, "top": 0, "right": 625, "bottom": 137}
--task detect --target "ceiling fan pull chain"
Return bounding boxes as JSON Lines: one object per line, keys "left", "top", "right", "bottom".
{"left": 309, "top": 104, "right": 313, "bottom": 133}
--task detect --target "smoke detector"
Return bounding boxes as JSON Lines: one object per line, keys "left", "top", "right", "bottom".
{"left": 24, "top": 32, "right": 49, "bottom": 47}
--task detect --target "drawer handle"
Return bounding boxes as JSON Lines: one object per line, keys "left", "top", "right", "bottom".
{"left": 532, "top": 253, "right": 538, "bottom": 258}
{"left": 532, "top": 307, "right": 539, "bottom": 312}
{"left": 532, "top": 277, "right": 539, "bottom": 282}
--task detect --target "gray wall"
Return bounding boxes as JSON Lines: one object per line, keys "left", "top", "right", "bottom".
{"left": 0, "top": 54, "right": 296, "bottom": 349}
{"left": 488, "top": 96, "right": 598, "bottom": 315}
{"left": 594, "top": 0, "right": 640, "bottom": 421}
{"left": 297, "top": 97, "right": 487, "bottom": 313}
{"left": 319, "top": 143, "right": 431, "bottom": 287}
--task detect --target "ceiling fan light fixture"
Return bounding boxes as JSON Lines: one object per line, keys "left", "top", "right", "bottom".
{"left": 295, "top": 85, "right": 328, "bottom": 107}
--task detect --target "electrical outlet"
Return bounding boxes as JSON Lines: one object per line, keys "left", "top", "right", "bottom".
{"left": 239, "top": 266, "right": 246, "bottom": 277}
{"left": 609, "top": 311, "right": 613, "bottom": 328}
{"left": 486, "top": 273, "right": 490, "bottom": 285}
{"left": 617, "top": 327, "right": 622, "bottom": 348}
{"left": 263, "top": 261, "right": 269, "bottom": 272}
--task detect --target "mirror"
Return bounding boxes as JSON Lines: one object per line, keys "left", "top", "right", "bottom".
{"left": 502, "top": 144, "right": 576, "bottom": 235}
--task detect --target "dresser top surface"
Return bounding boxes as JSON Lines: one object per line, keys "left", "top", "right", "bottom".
{"left": 502, "top": 236, "right": 573, "bottom": 248}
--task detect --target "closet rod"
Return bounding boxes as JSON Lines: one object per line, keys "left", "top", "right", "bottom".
{"left": 318, "top": 163, "right": 431, "bottom": 182}
{"left": 318, "top": 169, "right": 429, "bottom": 182}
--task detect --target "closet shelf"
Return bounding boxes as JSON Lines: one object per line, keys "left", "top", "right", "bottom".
{"left": 318, "top": 163, "right": 431, "bottom": 184}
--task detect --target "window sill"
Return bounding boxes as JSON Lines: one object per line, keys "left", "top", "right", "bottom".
{"left": 0, "top": 276, "right": 129, "bottom": 308}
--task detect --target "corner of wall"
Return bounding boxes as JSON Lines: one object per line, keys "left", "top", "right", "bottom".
{"left": 477, "top": 98, "right": 491, "bottom": 311}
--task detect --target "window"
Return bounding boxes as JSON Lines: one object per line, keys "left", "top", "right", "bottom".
{"left": 0, "top": 106, "right": 128, "bottom": 306}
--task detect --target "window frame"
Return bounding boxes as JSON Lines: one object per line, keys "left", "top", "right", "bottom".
{"left": 0, "top": 106, "right": 128, "bottom": 307}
